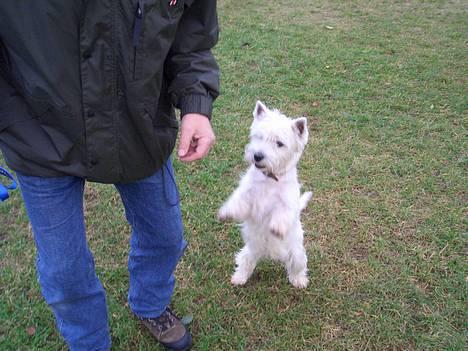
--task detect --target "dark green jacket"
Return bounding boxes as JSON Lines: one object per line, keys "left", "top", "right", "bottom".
{"left": 0, "top": 0, "right": 219, "bottom": 183}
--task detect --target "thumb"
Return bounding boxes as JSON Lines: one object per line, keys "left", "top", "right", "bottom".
{"left": 178, "top": 127, "right": 193, "bottom": 157}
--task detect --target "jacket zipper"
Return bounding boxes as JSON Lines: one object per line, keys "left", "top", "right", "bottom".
{"left": 132, "top": 0, "right": 144, "bottom": 79}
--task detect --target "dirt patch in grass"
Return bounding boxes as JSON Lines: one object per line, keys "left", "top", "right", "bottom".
{"left": 219, "top": 0, "right": 350, "bottom": 28}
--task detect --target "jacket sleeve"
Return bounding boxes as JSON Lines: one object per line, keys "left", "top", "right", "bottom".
{"left": 165, "top": 0, "right": 220, "bottom": 119}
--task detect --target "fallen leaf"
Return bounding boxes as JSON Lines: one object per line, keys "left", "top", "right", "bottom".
{"left": 325, "top": 25, "right": 334, "bottom": 30}
{"left": 26, "top": 326, "right": 36, "bottom": 336}
{"left": 312, "top": 101, "right": 320, "bottom": 107}
{"left": 180, "top": 315, "right": 193, "bottom": 325}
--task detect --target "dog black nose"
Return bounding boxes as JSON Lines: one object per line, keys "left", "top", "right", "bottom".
{"left": 254, "top": 153, "right": 264, "bottom": 162}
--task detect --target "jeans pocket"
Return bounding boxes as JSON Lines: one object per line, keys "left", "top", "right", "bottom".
{"left": 161, "top": 159, "right": 180, "bottom": 206}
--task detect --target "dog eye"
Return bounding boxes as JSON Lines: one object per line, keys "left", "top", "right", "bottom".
{"left": 276, "top": 141, "right": 284, "bottom": 148}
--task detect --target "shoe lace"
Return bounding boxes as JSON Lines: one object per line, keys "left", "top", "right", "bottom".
{"left": 144, "top": 308, "right": 177, "bottom": 334}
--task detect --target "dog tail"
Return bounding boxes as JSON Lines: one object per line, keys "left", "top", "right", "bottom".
{"left": 299, "top": 191, "right": 313, "bottom": 211}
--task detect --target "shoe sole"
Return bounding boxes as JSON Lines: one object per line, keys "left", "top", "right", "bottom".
{"left": 163, "top": 330, "right": 192, "bottom": 351}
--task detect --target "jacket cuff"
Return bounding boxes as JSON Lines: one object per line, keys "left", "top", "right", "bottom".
{"left": 179, "top": 94, "right": 213, "bottom": 119}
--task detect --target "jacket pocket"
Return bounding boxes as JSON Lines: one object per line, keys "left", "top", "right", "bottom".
{"left": 138, "top": 105, "right": 178, "bottom": 167}
{"left": 0, "top": 40, "right": 11, "bottom": 77}
{"left": 130, "top": 0, "right": 185, "bottom": 80}
{"left": 167, "top": 0, "right": 184, "bottom": 19}
{"left": 132, "top": 0, "right": 144, "bottom": 79}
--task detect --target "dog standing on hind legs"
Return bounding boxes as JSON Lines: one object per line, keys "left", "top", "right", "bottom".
{"left": 218, "top": 101, "right": 312, "bottom": 288}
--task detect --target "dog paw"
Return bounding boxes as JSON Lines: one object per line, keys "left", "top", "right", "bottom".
{"left": 217, "top": 207, "right": 233, "bottom": 222}
{"left": 269, "top": 222, "right": 287, "bottom": 239}
{"left": 231, "top": 272, "right": 248, "bottom": 286}
{"left": 270, "top": 228, "right": 284, "bottom": 239}
{"left": 289, "top": 275, "right": 309, "bottom": 289}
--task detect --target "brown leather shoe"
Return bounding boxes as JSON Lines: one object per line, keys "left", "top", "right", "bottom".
{"left": 138, "top": 307, "right": 192, "bottom": 351}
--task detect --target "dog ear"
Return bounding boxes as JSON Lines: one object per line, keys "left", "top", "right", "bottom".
{"left": 293, "top": 117, "right": 308, "bottom": 138}
{"left": 253, "top": 100, "right": 268, "bottom": 120}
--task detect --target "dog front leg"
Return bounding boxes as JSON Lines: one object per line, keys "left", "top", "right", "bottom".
{"left": 269, "top": 208, "right": 295, "bottom": 239}
{"left": 218, "top": 189, "right": 250, "bottom": 222}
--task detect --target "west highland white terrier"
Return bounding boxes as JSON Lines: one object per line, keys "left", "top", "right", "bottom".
{"left": 218, "top": 101, "right": 312, "bottom": 288}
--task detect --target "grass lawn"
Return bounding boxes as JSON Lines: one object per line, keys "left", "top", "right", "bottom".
{"left": 1, "top": 0, "right": 466, "bottom": 350}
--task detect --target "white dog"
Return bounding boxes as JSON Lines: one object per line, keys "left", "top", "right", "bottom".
{"left": 218, "top": 101, "right": 312, "bottom": 288}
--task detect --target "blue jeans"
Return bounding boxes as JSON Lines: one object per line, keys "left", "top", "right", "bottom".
{"left": 17, "top": 160, "right": 186, "bottom": 351}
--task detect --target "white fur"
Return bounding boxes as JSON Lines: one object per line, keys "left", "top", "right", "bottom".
{"left": 218, "top": 101, "right": 312, "bottom": 288}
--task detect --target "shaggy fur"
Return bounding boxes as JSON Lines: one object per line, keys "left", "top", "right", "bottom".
{"left": 218, "top": 101, "right": 312, "bottom": 288}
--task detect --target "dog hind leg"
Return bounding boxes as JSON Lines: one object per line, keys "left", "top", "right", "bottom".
{"left": 286, "top": 246, "right": 309, "bottom": 288}
{"left": 231, "top": 246, "right": 258, "bottom": 286}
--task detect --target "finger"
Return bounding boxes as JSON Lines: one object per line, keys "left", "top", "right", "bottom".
{"left": 179, "top": 136, "right": 213, "bottom": 162}
{"left": 195, "top": 136, "right": 214, "bottom": 158}
{"left": 178, "top": 127, "right": 194, "bottom": 158}
{"left": 178, "top": 142, "right": 197, "bottom": 162}
{"left": 180, "top": 144, "right": 197, "bottom": 159}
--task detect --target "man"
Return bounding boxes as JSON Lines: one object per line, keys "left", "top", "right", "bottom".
{"left": 0, "top": 1, "right": 219, "bottom": 350}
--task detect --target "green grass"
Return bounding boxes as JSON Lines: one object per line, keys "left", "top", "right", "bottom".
{"left": 1, "top": 0, "right": 466, "bottom": 349}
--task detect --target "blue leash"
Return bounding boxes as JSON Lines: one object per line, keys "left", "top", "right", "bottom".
{"left": 0, "top": 166, "right": 17, "bottom": 202}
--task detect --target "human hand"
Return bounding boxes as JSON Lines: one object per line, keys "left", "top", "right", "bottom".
{"left": 177, "top": 113, "right": 216, "bottom": 162}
